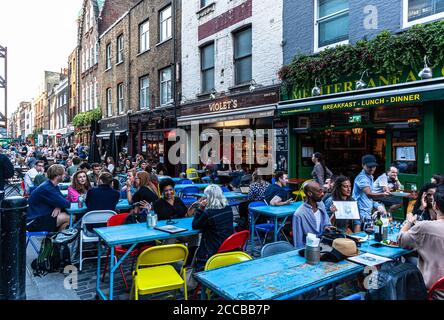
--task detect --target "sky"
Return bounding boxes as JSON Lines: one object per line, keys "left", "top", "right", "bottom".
{"left": 0, "top": 0, "right": 84, "bottom": 117}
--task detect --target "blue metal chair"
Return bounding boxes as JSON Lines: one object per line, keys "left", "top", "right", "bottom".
{"left": 248, "top": 201, "right": 287, "bottom": 247}
{"left": 179, "top": 186, "right": 200, "bottom": 206}
{"left": 179, "top": 179, "right": 194, "bottom": 185}
{"left": 221, "top": 186, "right": 230, "bottom": 192}
{"left": 261, "top": 241, "right": 294, "bottom": 258}
{"left": 340, "top": 293, "right": 363, "bottom": 300}
{"left": 26, "top": 231, "right": 49, "bottom": 254}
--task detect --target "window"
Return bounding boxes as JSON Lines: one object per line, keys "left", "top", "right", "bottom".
{"left": 160, "top": 67, "right": 172, "bottom": 105}
{"left": 82, "top": 51, "right": 86, "bottom": 72}
{"left": 117, "top": 34, "right": 124, "bottom": 63}
{"left": 139, "top": 76, "right": 150, "bottom": 110}
{"left": 95, "top": 42, "right": 99, "bottom": 64}
{"left": 117, "top": 83, "right": 124, "bottom": 114}
{"left": 315, "top": 0, "right": 349, "bottom": 50}
{"left": 201, "top": 0, "right": 212, "bottom": 8}
{"left": 86, "top": 84, "right": 90, "bottom": 110}
{"left": 90, "top": 83, "right": 95, "bottom": 109}
{"left": 90, "top": 46, "right": 94, "bottom": 67}
{"left": 233, "top": 27, "right": 252, "bottom": 85}
{"left": 106, "top": 43, "right": 112, "bottom": 69}
{"left": 159, "top": 6, "right": 172, "bottom": 42}
{"left": 139, "top": 20, "right": 149, "bottom": 53}
{"left": 403, "top": 0, "right": 444, "bottom": 27}
{"left": 106, "top": 88, "right": 112, "bottom": 116}
{"left": 201, "top": 43, "right": 215, "bottom": 93}
{"left": 95, "top": 81, "right": 98, "bottom": 108}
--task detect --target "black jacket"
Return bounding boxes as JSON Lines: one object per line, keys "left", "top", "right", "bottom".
{"left": 0, "top": 154, "right": 15, "bottom": 191}
{"left": 192, "top": 206, "right": 234, "bottom": 270}
{"left": 85, "top": 185, "right": 120, "bottom": 212}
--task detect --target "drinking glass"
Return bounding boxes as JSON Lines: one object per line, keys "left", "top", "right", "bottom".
{"left": 363, "top": 217, "right": 375, "bottom": 251}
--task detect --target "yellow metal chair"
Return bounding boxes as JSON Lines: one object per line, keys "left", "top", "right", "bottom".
{"left": 131, "top": 244, "right": 189, "bottom": 300}
{"left": 186, "top": 168, "right": 200, "bottom": 182}
{"left": 203, "top": 251, "right": 252, "bottom": 299}
{"left": 292, "top": 179, "right": 313, "bottom": 201}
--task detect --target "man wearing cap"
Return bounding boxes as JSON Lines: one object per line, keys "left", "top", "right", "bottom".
{"left": 352, "top": 155, "right": 390, "bottom": 231}
{"left": 292, "top": 181, "right": 336, "bottom": 248}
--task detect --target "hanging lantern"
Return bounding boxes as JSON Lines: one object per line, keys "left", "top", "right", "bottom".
{"left": 352, "top": 128, "right": 363, "bottom": 135}
{"left": 376, "top": 129, "right": 386, "bottom": 135}
{"left": 311, "top": 78, "right": 321, "bottom": 97}
{"left": 356, "top": 70, "right": 369, "bottom": 90}
{"left": 418, "top": 56, "right": 432, "bottom": 80}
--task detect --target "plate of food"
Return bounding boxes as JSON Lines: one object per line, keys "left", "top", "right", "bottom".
{"left": 381, "top": 239, "right": 400, "bottom": 248}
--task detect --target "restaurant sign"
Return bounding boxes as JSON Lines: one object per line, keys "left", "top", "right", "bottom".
{"left": 279, "top": 90, "right": 442, "bottom": 116}
{"left": 286, "top": 67, "right": 444, "bottom": 100}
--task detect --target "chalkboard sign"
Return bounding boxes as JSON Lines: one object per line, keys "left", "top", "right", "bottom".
{"left": 273, "top": 119, "right": 289, "bottom": 172}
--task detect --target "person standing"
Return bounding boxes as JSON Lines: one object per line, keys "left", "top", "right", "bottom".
{"left": 311, "top": 152, "right": 333, "bottom": 186}
{"left": 352, "top": 154, "right": 390, "bottom": 231}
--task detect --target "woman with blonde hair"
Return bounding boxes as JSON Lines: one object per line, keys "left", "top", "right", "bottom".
{"left": 192, "top": 185, "right": 234, "bottom": 270}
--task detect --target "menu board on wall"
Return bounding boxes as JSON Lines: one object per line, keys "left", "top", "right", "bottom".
{"left": 274, "top": 120, "right": 289, "bottom": 172}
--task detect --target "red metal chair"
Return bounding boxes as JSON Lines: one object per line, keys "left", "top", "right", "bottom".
{"left": 216, "top": 230, "right": 250, "bottom": 253}
{"left": 101, "top": 213, "right": 151, "bottom": 292}
{"left": 428, "top": 276, "right": 444, "bottom": 300}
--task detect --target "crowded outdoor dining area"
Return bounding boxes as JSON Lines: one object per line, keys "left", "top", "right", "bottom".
{"left": 0, "top": 141, "right": 443, "bottom": 302}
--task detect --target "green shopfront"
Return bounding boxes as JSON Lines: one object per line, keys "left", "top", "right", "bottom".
{"left": 278, "top": 75, "right": 444, "bottom": 194}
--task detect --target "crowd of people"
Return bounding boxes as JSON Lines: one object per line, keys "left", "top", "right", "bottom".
{"left": 1, "top": 141, "right": 443, "bottom": 298}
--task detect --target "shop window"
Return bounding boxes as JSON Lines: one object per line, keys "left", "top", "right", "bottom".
{"left": 201, "top": 42, "right": 215, "bottom": 93}
{"left": 392, "top": 130, "right": 418, "bottom": 174}
{"left": 315, "top": 0, "right": 349, "bottom": 51}
{"left": 403, "top": 0, "right": 444, "bottom": 27}
{"left": 233, "top": 27, "right": 252, "bottom": 85}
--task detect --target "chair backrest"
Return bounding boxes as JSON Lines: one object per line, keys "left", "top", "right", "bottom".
{"left": 179, "top": 179, "right": 194, "bottom": 185}
{"left": 205, "top": 251, "right": 252, "bottom": 271}
{"left": 428, "top": 276, "right": 444, "bottom": 300}
{"left": 180, "top": 186, "right": 200, "bottom": 197}
{"left": 217, "top": 230, "right": 250, "bottom": 253}
{"left": 221, "top": 186, "right": 230, "bottom": 192}
{"left": 81, "top": 210, "right": 117, "bottom": 228}
{"left": 186, "top": 168, "right": 198, "bottom": 179}
{"left": 107, "top": 213, "right": 130, "bottom": 227}
{"left": 261, "top": 241, "right": 295, "bottom": 257}
{"left": 341, "top": 293, "right": 363, "bottom": 300}
{"left": 136, "top": 244, "right": 188, "bottom": 271}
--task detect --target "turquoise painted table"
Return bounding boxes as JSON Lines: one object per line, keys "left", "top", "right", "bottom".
{"left": 195, "top": 249, "right": 364, "bottom": 300}
{"left": 158, "top": 176, "right": 181, "bottom": 183}
{"left": 94, "top": 217, "right": 200, "bottom": 300}
{"left": 249, "top": 201, "right": 303, "bottom": 248}
{"left": 66, "top": 199, "right": 133, "bottom": 228}
{"left": 192, "top": 191, "right": 248, "bottom": 200}
{"left": 61, "top": 190, "right": 68, "bottom": 197}
{"left": 174, "top": 183, "right": 210, "bottom": 193}
{"left": 353, "top": 232, "right": 413, "bottom": 259}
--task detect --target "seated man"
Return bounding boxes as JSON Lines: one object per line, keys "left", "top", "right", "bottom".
{"left": 27, "top": 164, "right": 71, "bottom": 232}
{"left": 292, "top": 181, "right": 335, "bottom": 248}
{"left": 263, "top": 171, "right": 292, "bottom": 206}
{"left": 85, "top": 172, "right": 120, "bottom": 212}
{"left": 398, "top": 190, "right": 444, "bottom": 300}
{"left": 373, "top": 166, "right": 403, "bottom": 213}
{"left": 24, "top": 160, "right": 44, "bottom": 194}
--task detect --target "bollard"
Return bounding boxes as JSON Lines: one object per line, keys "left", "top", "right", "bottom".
{"left": 0, "top": 196, "right": 28, "bottom": 300}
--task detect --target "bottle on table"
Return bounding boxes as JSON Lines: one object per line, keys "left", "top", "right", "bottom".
{"left": 374, "top": 212, "right": 383, "bottom": 242}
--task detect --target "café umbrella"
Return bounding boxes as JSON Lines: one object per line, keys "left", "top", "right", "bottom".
{"left": 88, "top": 131, "right": 101, "bottom": 164}
{"left": 107, "top": 130, "right": 118, "bottom": 164}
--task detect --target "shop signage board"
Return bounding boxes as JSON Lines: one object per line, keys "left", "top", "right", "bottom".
{"left": 279, "top": 89, "right": 443, "bottom": 116}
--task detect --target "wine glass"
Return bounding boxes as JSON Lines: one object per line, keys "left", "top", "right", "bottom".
{"left": 363, "top": 217, "right": 375, "bottom": 251}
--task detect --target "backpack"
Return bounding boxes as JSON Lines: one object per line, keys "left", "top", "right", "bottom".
{"left": 31, "top": 228, "right": 79, "bottom": 276}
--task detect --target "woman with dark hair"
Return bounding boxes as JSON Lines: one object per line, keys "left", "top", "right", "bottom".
{"left": 156, "top": 164, "right": 168, "bottom": 176}
{"left": 323, "top": 175, "right": 358, "bottom": 233}
{"left": 67, "top": 170, "right": 92, "bottom": 203}
{"left": 411, "top": 183, "right": 438, "bottom": 221}
{"left": 311, "top": 152, "right": 333, "bottom": 185}
{"left": 123, "top": 158, "right": 133, "bottom": 173}
{"left": 153, "top": 178, "right": 192, "bottom": 221}
{"left": 106, "top": 156, "right": 115, "bottom": 174}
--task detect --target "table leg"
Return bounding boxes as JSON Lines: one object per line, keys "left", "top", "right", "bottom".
{"left": 109, "top": 247, "right": 115, "bottom": 300}
{"left": 69, "top": 213, "right": 73, "bottom": 228}
{"left": 96, "top": 240, "right": 105, "bottom": 300}
{"left": 274, "top": 217, "right": 278, "bottom": 242}
{"left": 249, "top": 211, "right": 255, "bottom": 253}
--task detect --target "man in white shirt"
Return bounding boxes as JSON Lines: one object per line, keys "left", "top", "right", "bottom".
{"left": 24, "top": 161, "right": 44, "bottom": 194}
{"left": 373, "top": 166, "right": 403, "bottom": 213}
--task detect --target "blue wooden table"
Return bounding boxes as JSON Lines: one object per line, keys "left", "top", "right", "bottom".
{"left": 66, "top": 199, "right": 133, "bottom": 228}
{"left": 192, "top": 191, "right": 248, "bottom": 200}
{"left": 195, "top": 249, "right": 364, "bottom": 300}
{"left": 61, "top": 190, "right": 68, "bottom": 197}
{"left": 58, "top": 183, "right": 70, "bottom": 190}
{"left": 174, "top": 183, "right": 210, "bottom": 193}
{"left": 354, "top": 232, "right": 412, "bottom": 259}
{"left": 249, "top": 201, "right": 303, "bottom": 248}
{"left": 158, "top": 176, "right": 181, "bottom": 183}
{"left": 94, "top": 217, "right": 200, "bottom": 300}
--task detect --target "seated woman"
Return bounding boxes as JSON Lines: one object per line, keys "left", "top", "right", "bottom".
{"left": 192, "top": 185, "right": 234, "bottom": 271}
{"left": 153, "top": 178, "right": 193, "bottom": 221}
{"left": 127, "top": 171, "right": 159, "bottom": 206}
{"left": 120, "top": 169, "right": 137, "bottom": 199}
{"left": 323, "top": 175, "right": 359, "bottom": 234}
{"left": 66, "top": 170, "right": 92, "bottom": 203}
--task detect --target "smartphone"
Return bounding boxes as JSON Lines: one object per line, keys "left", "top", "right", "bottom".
{"left": 371, "top": 243, "right": 384, "bottom": 248}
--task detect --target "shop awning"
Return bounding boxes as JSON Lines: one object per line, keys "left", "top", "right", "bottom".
{"left": 96, "top": 130, "right": 127, "bottom": 138}
{"left": 177, "top": 104, "right": 276, "bottom": 126}
{"left": 278, "top": 77, "right": 444, "bottom": 116}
